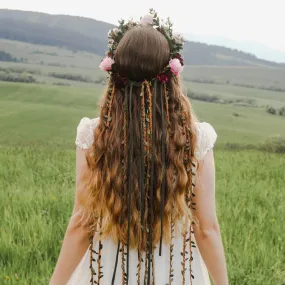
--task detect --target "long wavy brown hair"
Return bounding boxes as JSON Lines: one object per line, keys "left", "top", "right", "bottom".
{"left": 77, "top": 26, "right": 198, "bottom": 252}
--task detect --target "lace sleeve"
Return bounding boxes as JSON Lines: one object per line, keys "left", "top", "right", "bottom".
{"left": 75, "top": 117, "right": 100, "bottom": 150}
{"left": 194, "top": 122, "right": 217, "bottom": 161}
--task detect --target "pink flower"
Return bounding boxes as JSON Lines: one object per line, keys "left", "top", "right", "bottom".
{"left": 140, "top": 14, "right": 154, "bottom": 25}
{"left": 169, "top": 58, "right": 184, "bottom": 76}
{"left": 99, "top": 57, "right": 114, "bottom": 71}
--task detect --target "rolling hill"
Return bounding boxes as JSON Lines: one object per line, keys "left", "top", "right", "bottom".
{"left": 1, "top": 9, "right": 285, "bottom": 68}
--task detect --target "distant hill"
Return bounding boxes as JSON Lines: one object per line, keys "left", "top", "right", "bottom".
{"left": 0, "top": 9, "right": 284, "bottom": 68}
{"left": 184, "top": 33, "right": 285, "bottom": 63}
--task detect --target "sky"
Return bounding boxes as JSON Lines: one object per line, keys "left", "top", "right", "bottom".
{"left": 1, "top": 0, "right": 285, "bottom": 53}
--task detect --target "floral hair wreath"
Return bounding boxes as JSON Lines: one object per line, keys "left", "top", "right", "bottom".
{"left": 99, "top": 8, "right": 185, "bottom": 85}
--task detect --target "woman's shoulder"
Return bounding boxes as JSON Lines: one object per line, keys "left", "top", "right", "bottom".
{"left": 75, "top": 117, "right": 100, "bottom": 150}
{"left": 194, "top": 121, "right": 217, "bottom": 161}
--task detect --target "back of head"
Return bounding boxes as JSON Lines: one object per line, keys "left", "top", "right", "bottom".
{"left": 115, "top": 26, "right": 170, "bottom": 81}
{"left": 78, "top": 10, "right": 198, "bottom": 262}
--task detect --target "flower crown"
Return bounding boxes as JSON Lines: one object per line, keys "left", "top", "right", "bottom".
{"left": 99, "top": 9, "right": 185, "bottom": 85}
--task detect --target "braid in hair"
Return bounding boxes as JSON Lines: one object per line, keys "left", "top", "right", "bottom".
{"left": 137, "top": 82, "right": 147, "bottom": 285}
{"left": 145, "top": 80, "right": 154, "bottom": 285}
{"left": 105, "top": 83, "right": 116, "bottom": 129}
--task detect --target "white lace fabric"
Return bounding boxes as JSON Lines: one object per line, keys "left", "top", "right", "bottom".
{"left": 75, "top": 117, "right": 100, "bottom": 150}
{"left": 75, "top": 117, "right": 217, "bottom": 160}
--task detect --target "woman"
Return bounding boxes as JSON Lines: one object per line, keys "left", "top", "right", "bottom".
{"left": 50, "top": 10, "right": 228, "bottom": 285}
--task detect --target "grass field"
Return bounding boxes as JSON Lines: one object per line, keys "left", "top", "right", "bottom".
{"left": 0, "top": 81, "right": 285, "bottom": 284}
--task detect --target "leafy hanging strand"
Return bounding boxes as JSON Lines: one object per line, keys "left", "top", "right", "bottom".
{"left": 145, "top": 80, "right": 156, "bottom": 285}
{"left": 143, "top": 80, "right": 152, "bottom": 284}
{"left": 169, "top": 213, "right": 175, "bottom": 285}
{"left": 181, "top": 109, "right": 188, "bottom": 285}
{"left": 97, "top": 212, "right": 104, "bottom": 284}
{"left": 159, "top": 83, "right": 167, "bottom": 256}
{"left": 126, "top": 83, "right": 134, "bottom": 284}
{"left": 89, "top": 232, "right": 95, "bottom": 284}
{"left": 187, "top": 126, "right": 195, "bottom": 284}
{"left": 137, "top": 82, "right": 147, "bottom": 285}
{"left": 89, "top": 219, "right": 99, "bottom": 284}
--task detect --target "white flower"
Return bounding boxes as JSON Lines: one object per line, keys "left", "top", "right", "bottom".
{"left": 140, "top": 14, "right": 154, "bottom": 25}
{"left": 173, "top": 33, "right": 185, "bottom": 45}
{"left": 108, "top": 28, "right": 120, "bottom": 39}
{"left": 126, "top": 20, "right": 136, "bottom": 29}
{"left": 113, "top": 28, "right": 119, "bottom": 35}
{"left": 108, "top": 39, "right": 114, "bottom": 48}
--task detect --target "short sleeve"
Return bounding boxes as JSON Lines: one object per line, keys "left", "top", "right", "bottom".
{"left": 75, "top": 117, "right": 100, "bottom": 150}
{"left": 194, "top": 122, "right": 217, "bottom": 161}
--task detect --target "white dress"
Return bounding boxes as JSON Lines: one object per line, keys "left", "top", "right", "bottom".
{"left": 68, "top": 117, "right": 217, "bottom": 285}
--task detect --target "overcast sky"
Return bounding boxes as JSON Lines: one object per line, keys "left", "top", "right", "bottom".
{"left": 2, "top": 0, "right": 285, "bottom": 52}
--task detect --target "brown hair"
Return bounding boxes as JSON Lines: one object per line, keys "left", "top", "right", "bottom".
{"left": 77, "top": 26, "right": 198, "bottom": 252}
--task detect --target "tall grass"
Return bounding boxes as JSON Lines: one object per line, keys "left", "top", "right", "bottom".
{"left": 0, "top": 82, "right": 285, "bottom": 284}
{"left": 1, "top": 147, "right": 284, "bottom": 284}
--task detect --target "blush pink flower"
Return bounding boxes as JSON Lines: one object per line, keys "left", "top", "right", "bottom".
{"left": 140, "top": 14, "right": 154, "bottom": 25}
{"left": 99, "top": 57, "right": 114, "bottom": 71}
{"left": 169, "top": 58, "right": 184, "bottom": 76}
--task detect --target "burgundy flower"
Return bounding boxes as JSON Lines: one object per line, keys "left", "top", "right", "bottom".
{"left": 157, "top": 73, "right": 169, "bottom": 84}
{"left": 173, "top": 53, "right": 184, "bottom": 66}
{"left": 113, "top": 73, "right": 128, "bottom": 87}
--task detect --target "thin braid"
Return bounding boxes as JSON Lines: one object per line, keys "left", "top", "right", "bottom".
{"left": 137, "top": 83, "right": 146, "bottom": 285}
{"left": 121, "top": 244, "right": 126, "bottom": 285}
{"left": 140, "top": 82, "right": 147, "bottom": 236}
{"left": 143, "top": 86, "right": 150, "bottom": 285}
{"left": 145, "top": 80, "right": 154, "bottom": 285}
{"left": 106, "top": 84, "right": 116, "bottom": 128}
{"left": 123, "top": 90, "right": 128, "bottom": 184}
{"left": 144, "top": 81, "right": 152, "bottom": 233}
{"left": 152, "top": 252, "right": 155, "bottom": 285}
{"left": 163, "top": 84, "right": 170, "bottom": 126}
{"left": 141, "top": 83, "right": 147, "bottom": 154}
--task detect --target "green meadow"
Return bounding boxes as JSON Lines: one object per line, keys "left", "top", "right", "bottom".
{"left": 0, "top": 79, "right": 285, "bottom": 285}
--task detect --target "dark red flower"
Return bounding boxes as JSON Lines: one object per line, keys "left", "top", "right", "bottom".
{"left": 113, "top": 73, "right": 128, "bottom": 87}
{"left": 173, "top": 53, "right": 184, "bottom": 66}
{"left": 157, "top": 73, "right": 169, "bottom": 84}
